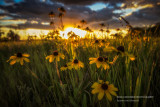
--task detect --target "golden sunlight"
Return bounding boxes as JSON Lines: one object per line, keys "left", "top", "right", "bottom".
{"left": 59, "top": 27, "right": 87, "bottom": 39}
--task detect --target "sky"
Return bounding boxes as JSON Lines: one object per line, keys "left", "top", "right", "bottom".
{"left": 0, "top": 0, "right": 160, "bottom": 38}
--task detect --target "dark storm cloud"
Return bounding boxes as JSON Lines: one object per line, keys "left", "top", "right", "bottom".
{"left": 125, "top": 4, "right": 160, "bottom": 27}
{"left": 51, "top": 0, "right": 127, "bottom": 5}
{"left": 0, "top": 0, "right": 160, "bottom": 29}
{"left": 1, "top": 0, "right": 72, "bottom": 22}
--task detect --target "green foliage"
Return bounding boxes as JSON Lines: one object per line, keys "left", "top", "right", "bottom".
{"left": 0, "top": 37, "right": 160, "bottom": 107}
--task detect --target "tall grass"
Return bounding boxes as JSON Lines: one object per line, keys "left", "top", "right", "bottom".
{"left": 0, "top": 38, "right": 160, "bottom": 107}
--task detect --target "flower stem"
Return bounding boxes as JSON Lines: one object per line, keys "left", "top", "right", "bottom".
{"left": 55, "top": 61, "right": 63, "bottom": 85}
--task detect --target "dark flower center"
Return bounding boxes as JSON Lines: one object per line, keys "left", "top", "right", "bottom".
{"left": 74, "top": 59, "right": 79, "bottom": 64}
{"left": 95, "top": 40, "right": 99, "bottom": 43}
{"left": 117, "top": 46, "right": 125, "bottom": 52}
{"left": 98, "top": 57, "right": 103, "bottom": 62}
{"left": 53, "top": 51, "right": 58, "bottom": 56}
{"left": 64, "top": 64, "right": 68, "bottom": 67}
{"left": 101, "top": 83, "right": 108, "bottom": 90}
{"left": 17, "top": 53, "right": 22, "bottom": 57}
{"left": 102, "top": 40, "right": 105, "bottom": 43}
{"left": 104, "top": 57, "right": 108, "bottom": 62}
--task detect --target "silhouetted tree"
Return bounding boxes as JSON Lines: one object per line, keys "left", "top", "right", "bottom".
{"left": 0, "top": 30, "right": 4, "bottom": 39}
{"left": 7, "top": 30, "right": 20, "bottom": 41}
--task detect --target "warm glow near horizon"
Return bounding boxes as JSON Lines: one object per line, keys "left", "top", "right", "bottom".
{"left": 1, "top": 27, "right": 128, "bottom": 39}
{"left": 60, "top": 27, "right": 87, "bottom": 39}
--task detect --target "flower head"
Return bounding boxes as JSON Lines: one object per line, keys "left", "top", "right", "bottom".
{"left": 67, "top": 59, "right": 84, "bottom": 70}
{"left": 91, "top": 80, "right": 118, "bottom": 101}
{"left": 60, "top": 64, "right": 70, "bottom": 71}
{"left": 46, "top": 51, "right": 65, "bottom": 63}
{"left": 89, "top": 57, "right": 109, "bottom": 70}
{"left": 7, "top": 53, "right": 30, "bottom": 65}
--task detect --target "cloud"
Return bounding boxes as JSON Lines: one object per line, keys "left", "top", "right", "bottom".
{"left": 0, "top": 0, "right": 159, "bottom": 30}
{"left": 125, "top": 4, "right": 160, "bottom": 27}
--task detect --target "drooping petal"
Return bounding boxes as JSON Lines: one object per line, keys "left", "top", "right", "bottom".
{"left": 56, "top": 56, "right": 60, "bottom": 61}
{"left": 74, "top": 65, "right": 79, "bottom": 70}
{"left": 79, "top": 62, "right": 84, "bottom": 68}
{"left": 20, "top": 59, "right": 24, "bottom": 65}
{"left": 89, "top": 60, "right": 96, "bottom": 64}
{"left": 105, "top": 91, "right": 112, "bottom": 101}
{"left": 98, "top": 92, "right": 104, "bottom": 100}
{"left": 46, "top": 55, "right": 51, "bottom": 59}
{"left": 109, "top": 90, "right": 117, "bottom": 96}
{"left": 60, "top": 54, "right": 65, "bottom": 59}
{"left": 7, "top": 56, "right": 16, "bottom": 62}
{"left": 103, "top": 63, "right": 109, "bottom": 70}
{"left": 10, "top": 60, "right": 17, "bottom": 65}
{"left": 24, "top": 58, "right": 30, "bottom": 62}
{"left": 49, "top": 56, "right": 54, "bottom": 63}
{"left": 96, "top": 62, "right": 101, "bottom": 68}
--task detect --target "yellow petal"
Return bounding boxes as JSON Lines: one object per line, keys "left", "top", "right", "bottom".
{"left": 68, "top": 66, "right": 72, "bottom": 70}
{"left": 61, "top": 54, "right": 65, "bottom": 59}
{"left": 91, "top": 82, "right": 99, "bottom": 88}
{"left": 98, "top": 92, "right": 104, "bottom": 100}
{"left": 49, "top": 56, "right": 54, "bottom": 63}
{"left": 46, "top": 56, "right": 50, "bottom": 59}
{"left": 109, "top": 90, "right": 117, "bottom": 96}
{"left": 103, "top": 63, "right": 109, "bottom": 70}
{"left": 23, "top": 53, "right": 30, "bottom": 57}
{"left": 105, "top": 91, "right": 112, "bottom": 101}
{"left": 79, "top": 62, "right": 84, "bottom": 68}
{"left": 96, "top": 62, "right": 101, "bottom": 68}
{"left": 10, "top": 60, "right": 17, "bottom": 65}
{"left": 20, "top": 59, "right": 24, "bottom": 65}
{"left": 24, "top": 58, "right": 30, "bottom": 62}
{"left": 89, "top": 58, "right": 96, "bottom": 61}
{"left": 109, "top": 84, "right": 118, "bottom": 91}
{"left": 91, "top": 88, "right": 99, "bottom": 94}
{"left": 10, "top": 56, "right": 17, "bottom": 59}
{"left": 74, "top": 65, "right": 79, "bottom": 70}
{"left": 56, "top": 56, "right": 60, "bottom": 61}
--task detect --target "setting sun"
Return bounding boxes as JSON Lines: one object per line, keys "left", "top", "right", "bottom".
{"left": 60, "top": 27, "right": 87, "bottom": 39}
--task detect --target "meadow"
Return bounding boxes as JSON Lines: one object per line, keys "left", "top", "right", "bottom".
{"left": 0, "top": 37, "right": 160, "bottom": 107}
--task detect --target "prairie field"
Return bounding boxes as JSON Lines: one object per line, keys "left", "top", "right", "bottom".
{"left": 0, "top": 37, "right": 160, "bottom": 107}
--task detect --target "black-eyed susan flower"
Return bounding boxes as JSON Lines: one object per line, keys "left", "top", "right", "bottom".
{"left": 103, "top": 57, "right": 110, "bottom": 69}
{"left": 67, "top": 59, "right": 84, "bottom": 70}
{"left": 7, "top": 53, "right": 30, "bottom": 65}
{"left": 60, "top": 64, "right": 70, "bottom": 71}
{"left": 92, "top": 40, "right": 102, "bottom": 47}
{"left": 89, "top": 57, "right": 109, "bottom": 70}
{"left": 91, "top": 80, "right": 118, "bottom": 101}
{"left": 46, "top": 51, "right": 64, "bottom": 63}
{"left": 101, "top": 40, "right": 110, "bottom": 46}
{"left": 94, "top": 40, "right": 100, "bottom": 44}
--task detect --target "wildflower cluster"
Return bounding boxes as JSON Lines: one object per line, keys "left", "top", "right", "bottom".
{"left": 7, "top": 44, "right": 135, "bottom": 101}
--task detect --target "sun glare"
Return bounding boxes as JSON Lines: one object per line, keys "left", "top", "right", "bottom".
{"left": 60, "top": 27, "right": 87, "bottom": 39}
